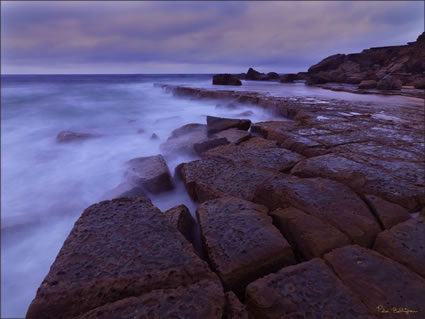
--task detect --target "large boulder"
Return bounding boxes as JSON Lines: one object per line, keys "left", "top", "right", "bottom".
{"left": 245, "top": 258, "right": 374, "bottom": 319}
{"left": 245, "top": 68, "right": 263, "bottom": 80}
{"left": 212, "top": 74, "right": 242, "bottom": 86}
{"left": 376, "top": 75, "right": 402, "bottom": 90}
{"left": 125, "top": 155, "right": 173, "bottom": 194}
{"left": 26, "top": 198, "right": 222, "bottom": 319}
{"left": 324, "top": 245, "right": 425, "bottom": 317}
{"left": 270, "top": 207, "right": 350, "bottom": 259}
{"left": 56, "top": 131, "right": 99, "bottom": 143}
{"left": 196, "top": 197, "right": 295, "bottom": 293}
{"left": 206, "top": 116, "right": 251, "bottom": 135}
{"left": 254, "top": 175, "right": 381, "bottom": 247}
{"left": 374, "top": 217, "right": 425, "bottom": 279}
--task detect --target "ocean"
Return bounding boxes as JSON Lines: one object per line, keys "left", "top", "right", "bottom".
{"left": 1, "top": 74, "right": 422, "bottom": 317}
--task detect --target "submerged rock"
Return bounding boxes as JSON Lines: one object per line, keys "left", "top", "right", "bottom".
{"left": 26, "top": 198, "right": 220, "bottom": 319}
{"left": 197, "top": 197, "right": 295, "bottom": 293}
{"left": 245, "top": 258, "right": 373, "bottom": 319}
{"left": 56, "top": 130, "right": 99, "bottom": 143}
{"left": 212, "top": 74, "right": 242, "bottom": 86}
{"left": 125, "top": 155, "right": 173, "bottom": 194}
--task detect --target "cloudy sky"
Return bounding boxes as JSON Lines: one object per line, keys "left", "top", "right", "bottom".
{"left": 1, "top": 1, "right": 424, "bottom": 74}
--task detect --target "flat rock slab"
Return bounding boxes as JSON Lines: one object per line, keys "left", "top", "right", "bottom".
{"left": 270, "top": 207, "right": 351, "bottom": 259}
{"left": 78, "top": 279, "right": 224, "bottom": 319}
{"left": 245, "top": 258, "right": 374, "bottom": 319}
{"left": 291, "top": 154, "right": 423, "bottom": 210}
{"left": 374, "top": 217, "right": 425, "bottom": 279}
{"left": 223, "top": 291, "right": 249, "bottom": 319}
{"left": 207, "top": 116, "right": 251, "bottom": 135}
{"left": 181, "top": 157, "right": 275, "bottom": 202}
{"left": 194, "top": 137, "right": 229, "bottom": 154}
{"left": 251, "top": 121, "right": 298, "bottom": 140}
{"left": 26, "top": 198, "right": 216, "bottom": 319}
{"left": 364, "top": 194, "right": 410, "bottom": 229}
{"left": 125, "top": 155, "right": 173, "bottom": 194}
{"left": 197, "top": 197, "right": 295, "bottom": 293}
{"left": 164, "top": 204, "right": 196, "bottom": 241}
{"left": 216, "top": 128, "right": 251, "bottom": 145}
{"left": 204, "top": 137, "right": 304, "bottom": 172}
{"left": 254, "top": 175, "right": 381, "bottom": 247}
{"left": 325, "top": 245, "right": 425, "bottom": 318}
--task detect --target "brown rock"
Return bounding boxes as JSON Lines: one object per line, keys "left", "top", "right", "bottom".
{"left": 169, "top": 123, "right": 206, "bottom": 139}
{"left": 254, "top": 175, "right": 381, "bottom": 247}
{"left": 245, "top": 258, "right": 373, "bottom": 319}
{"left": 364, "top": 194, "right": 410, "bottom": 229}
{"left": 377, "top": 75, "right": 402, "bottom": 90}
{"left": 125, "top": 155, "right": 173, "bottom": 194}
{"left": 223, "top": 291, "right": 248, "bottom": 319}
{"left": 26, "top": 198, "right": 217, "bottom": 319}
{"left": 270, "top": 207, "right": 351, "bottom": 259}
{"left": 374, "top": 217, "right": 425, "bottom": 278}
{"left": 56, "top": 130, "right": 99, "bottom": 143}
{"left": 413, "top": 78, "right": 425, "bottom": 89}
{"left": 203, "top": 138, "right": 304, "bottom": 172}
{"left": 324, "top": 245, "right": 425, "bottom": 318}
{"left": 181, "top": 157, "right": 275, "bottom": 202}
{"left": 164, "top": 204, "right": 196, "bottom": 241}
{"left": 78, "top": 279, "right": 225, "bottom": 319}
{"left": 250, "top": 121, "right": 298, "bottom": 140}
{"left": 216, "top": 128, "right": 251, "bottom": 145}
{"left": 197, "top": 197, "right": 295, "bottom": 293}
{"left": 207, "top": 116, "right": 251, "bottom": 135}
{"left": 101, "top": 182, "right": 149, "bottom": 200}
{"left": 358, "top": 80, "right": 377, "bottom": 89}
{"left": 213, "top": 74, "right": 242, "bottom": 86}
{"left": 193, "top": 137, "right": 229, "bottom": 154}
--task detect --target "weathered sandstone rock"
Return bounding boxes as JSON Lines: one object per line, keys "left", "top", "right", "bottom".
{"left": 125, "top": 155, "right": 173, "bottom": 194}
{"left": 377, "top": 75, "right": 402, "bottom": 90}
{"left": 164, "top": 204, "right": 196, "bottom": 241}
{"left": 213, "top": 74, "right": 242, "bottom": 86}
{"left": 223, "top": 291, "right": 248, "bottom": 319}
{"left": 181, "top": 157, "right": 275, "bottom": 202}
{"left": 207, "top": 116, "right": 251, "bottom": 135}
{"left": 26, "top": 198, "right": 218, "bottom": 319}
{"left": 193, "top": 137, "right": 229, "bottom": 154}
{"left": 374, "top": 217, "right": 425, "bottom": 278}
{"left": 325, "top": 245, "right": 425, "bottom": 318}
{"left": 245, "top": 258, "right": 374, "bottom": 319}
{"left": 160, "top": 123, "right": 208, "bottom": 155}
{"left": 254, "top": 175, "right": 381, "bottom": 247}
{"left": 78, "top": 279, "right": 225, "bottom": 319}
{"left": 216, "top": 128, "right": 251, "bottom": 145}
{"left": 270, "top": 207, "right": 351, "bottom": 259}
{"left": 197, "top": 197, "right": 295, "bottom": 293}
{"left": 364, "top": 194, "right": 410, "bottom": 229}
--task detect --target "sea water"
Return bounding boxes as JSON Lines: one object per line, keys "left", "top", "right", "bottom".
{"left": 1, "top": 74, "right": 422, "bottom": 317}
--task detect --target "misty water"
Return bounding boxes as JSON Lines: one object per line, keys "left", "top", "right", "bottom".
{"left": 1, "top": 74, "right": 423, "bottom": 317}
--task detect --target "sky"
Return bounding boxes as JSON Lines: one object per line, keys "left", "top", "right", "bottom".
{"left": 1, "top": 1, "right": 424, "bottom": 74}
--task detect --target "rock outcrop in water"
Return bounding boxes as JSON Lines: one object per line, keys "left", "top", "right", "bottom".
{"left": 306, "top": 32, "right": 425, "bottom": 89}
{"left": 56, "top": 130, "right": 99, "bottom": 143}
{"left": 212, "top": 74, "right": 242, "bottom": 86}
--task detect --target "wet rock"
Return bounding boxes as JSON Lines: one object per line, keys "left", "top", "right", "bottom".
{"left": 164, "top": 204, "right": 196, "bottom": 241}
{"left": 374, "top": 217, "right": 425, "bottom": 278}
{"left": 56, "top": 131, "right": 98, "bottom": 143}
{"left": 358, "top": 80, "right": 377, "bottom": 89}
{"left": 182, "top": 157, "right": 275, "bottom": 203}
{"left": 266, "top": 72, "right": 279, "bottom": 80}
{"left": 377, "top": 75, "right": 402, "bottom": 90}
{"left": 364, "top": 194, "right": 410, "bottom": 229}
{"left": 245, "top": 258, "right": 373, "bottom": 319}
{"left": 193, "top": 137, "right": 229, "bottom": 154}
{"left": 254, "top": 175, "right": 381, "bottom": 247}
{"left": 207, "top": 116, "right": 251, "bottom": 135}
{"left": 26, "top": 198, "right": 218, "bottom": 319}
{"left": 197, "top": 197, "right": 295, "bottom": 293}
{"left": 203, "top": 138, "right": 304, "bottom": 172}
{"left": 324, "top": 245, "right": 425, "bottom": 317}
{"left": 102, "top": 182, "right": 149, "bottom": 200}
{"left": 160, "top": 123, "right": 208, "bottom": 155}
{"left": 270, "top": 207, "right": 351, "bottom": 259}
{"left": 213, "top": 74, "right": 242, "bottom": 86}
{"left": 79, "top": 279, "right": 224, "bottom": 319}
{"left": 125, "top": 155, "right": 173, "bottom": 194}
{"left": 223, "top": 291, "right": 248, "bottom": 319}
{"left": 216, "top": 128, "right": 251, "bottom": 145}
{"left": 150, "top": 133, "right": 159, "bottom": 140}
{"left": 246, "top": 68, "right": 263, "bottom": 81}
{"left": 279, "top": 74, "right": 297, "bottom": 83}
{"left": 251, "top": 121, "right": 298, "bottom": 139}
{"left": 290, "top": 154, "right": 423, "bottom": 211}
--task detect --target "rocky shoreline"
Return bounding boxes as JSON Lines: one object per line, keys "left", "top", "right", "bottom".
{"left": 26, "top": 80, "right": 425, "bottom": 318}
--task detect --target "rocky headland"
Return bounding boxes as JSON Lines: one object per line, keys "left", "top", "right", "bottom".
{"left": 26, "top": 37, "right": 425, "bottom": 319}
